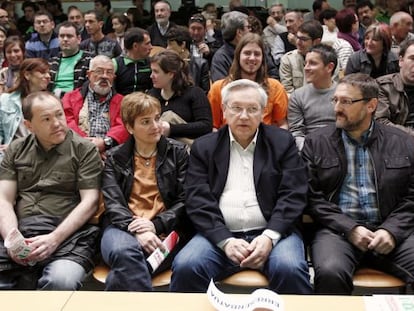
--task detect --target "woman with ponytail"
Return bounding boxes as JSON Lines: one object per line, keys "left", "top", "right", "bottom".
{"left": 148, "top": 49, "right": 212, "bottom": 144}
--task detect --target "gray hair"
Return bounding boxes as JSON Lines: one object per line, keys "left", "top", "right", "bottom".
{"left": 221, "top": 11, "right": 248, "bottom": 42}
{"left": 339, "top": 73, "right": 379, "bottom": 99}
{"left": 89, "top": 55, "right": 113, "bottom": 70}
{"left": 221, "top": 79, "right": 267, "bottom": 108}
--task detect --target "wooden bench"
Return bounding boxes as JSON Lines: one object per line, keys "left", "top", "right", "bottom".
{"left": 218, "top": 268, "right": 406, "bottom": 294}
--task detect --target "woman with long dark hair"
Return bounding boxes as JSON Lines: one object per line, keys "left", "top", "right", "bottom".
{"left": 208, "top": 33, "right": 288, "bottom": 130}
{"left": 147, "top": 50, "right": 212, "bottom": 143}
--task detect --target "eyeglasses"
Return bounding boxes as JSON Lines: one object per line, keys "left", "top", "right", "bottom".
{"left": 331, "top": 97, "right": 372, "bottom": 106}
{"left": 226, "top": 105, "right": 261, "bottom": 115}
{"left": 296, "top": 35, "right": 312, "bottom": 42}
{"left": 91, "top": 68, "right": 115, "bottom": 76}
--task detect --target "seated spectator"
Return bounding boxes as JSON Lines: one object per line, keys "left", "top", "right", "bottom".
{"left": 263, "top": 3, "right": 287, "bottom": 52}
{"left": 0, "top": 26, "right": 7, "bottom": 66}
{"left": 113, "top": 27, "right": 153, "bottom": 96}
{"left": 0, "top": 6, "right": 18, "bottom": 37}
{"left": 211, "top": 11, "right": 277, "bottom": 82}
{"left": 288, "top": 44, "right": 337, "bottom": 151}
{"left": 94, "top": 0, "right": 113, "bottom": 35}
{"left": 146, "top": 1, "right": 176, "bottom": 48}
{"left": 247, "top": 15, "right": 279, "bottom": 80}
{"left": 390, "top": 11, "right": 414, "bottom": 56}
{"left": 62, "top": 55, "right": 129, "bottom": 157}
{"left": 100, "top": 92, "right": 190, "bottom": 291}
{"left": 304, "top": 0, "right": 330, "bottom": 22}
{"left": 336, "top": 8, "right": 362, "bottom": 52}
{"left": 0, "top": 36, "right": 25, "bottom": 94}
{"left": 271, "top": 10, "right": 303, "bottom": 65}
{"left": 25, "top": 11, "right": 59, "bottom": 59}
{"left": 345, "top": 23, "right": 399, "bottom": 78}
{"left": 17, "top": 1, "right": 38, "bottom": 41}
{"left": 376, "top": 40, "right": 414, "bottom": 135}
{"left": 48, "top": 21, "right": 93, "bottom": 98}
{"left": 188, "top": 13, "right": 222, "bottom": 66}
{"left": 302, "top": 73, "right": 414, "bottom": 294}
{"left": 210, "top": 11, "right": 249, "bottom": 82}
{"left": 128, "top": 0, "right": 151, "bottom": 29}
{"left": 67, "top": 6, "right": 89, "bottom": 41}
{"left": 45, "top": 0, "right": 67, "bottom": 25}
{"left": 148, "top": 50, "right": 212, "bottom": 144}
{"left": 0, "top": 58, "right": 50, "bottom": 162}
{"left": 356, "top": 0, "right": 378, "bottom": 45}
{"left": 166, "top": 26, "right": 210, "bottom": 93}
{"left": 80, "top": 10, "right": 122, "bottom": 58}
{"left": 170, "top": 79, "right": 312, "bottom": 294}
{"left": 209, "top": 33, "right": 288, "bottom": 130}
{"left": 0, "top": 91, "right": 102, "bottom": 290}
{"left": 319, "top": 8, "right": 338, "bottom": 46}
{"left": 280, "top": 20, "right": 323, "bottom": 95}
{"left": 107, "top": 13, "right": 131, "bottom": 52}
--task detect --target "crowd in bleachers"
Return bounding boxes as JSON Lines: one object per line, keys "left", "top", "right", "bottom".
{"left": 1, "top": 0, "right": 414, "bottom": 296}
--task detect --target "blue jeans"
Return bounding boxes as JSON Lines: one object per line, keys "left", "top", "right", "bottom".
{"left": 170, "top": 232, "right": 312, "bottom": 294}
{"left": 0, "top": 259, "right": 86, "bottom": 290}
{"left": 101, "top": 225, "right": 153, "bottom": 291}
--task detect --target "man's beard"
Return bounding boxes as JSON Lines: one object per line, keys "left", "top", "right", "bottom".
{"left": 93, "top": 79, "right": 112, "bottom": 96}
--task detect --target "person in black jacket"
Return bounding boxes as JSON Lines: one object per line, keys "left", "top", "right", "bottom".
{"left": 170, "top": 79, "right": 312, "bottom": 294}
{"left": 100, "top": 92, "right": 189, "bottom": 291}
{"left": 302, "top": 73, "right": 414, "bottom": 294}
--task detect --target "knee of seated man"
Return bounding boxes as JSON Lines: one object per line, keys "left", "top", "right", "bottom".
{"left": 315, "top": 255, "right": 346, "bottom": 271}
{"left": 38, "top": 260, "right": 86, "bottom": 290}
{"left": 38, "top": 271, "right": 83, "bottom": 290}
{"left": 172, "top": 250, "right": 203, "bottom": 274}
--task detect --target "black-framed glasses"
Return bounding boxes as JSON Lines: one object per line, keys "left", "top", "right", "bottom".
{"left": 296, "top": 35, "right": 312, "bottom": 42}
{"left": 331, "top": 97, "right": 372, "bottom": 106}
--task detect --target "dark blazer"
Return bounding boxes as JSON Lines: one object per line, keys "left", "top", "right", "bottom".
{"left": 185, "top": 124, "right": 308, "bottom": 245}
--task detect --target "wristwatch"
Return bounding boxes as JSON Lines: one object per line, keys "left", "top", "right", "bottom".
{"left": 262, "top": 229, "right": 280, "bottom": 247}
{"left": 103, "top": 137, "right": 114, "bottom": 150}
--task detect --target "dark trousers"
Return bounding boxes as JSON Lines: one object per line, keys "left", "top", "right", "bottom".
{"left": 312, "top": 228, "right": 414, "bottom": 294}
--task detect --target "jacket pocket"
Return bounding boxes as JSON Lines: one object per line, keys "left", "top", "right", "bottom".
{"left": 384, "top": 156, "right": 410, "bottom": 169}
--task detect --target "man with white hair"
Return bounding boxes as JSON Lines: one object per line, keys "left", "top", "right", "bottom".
{"left": 170, "top": 79, "right": 312, "bottom": 294}
{"left": 147, "top": 0, "right": 176, "bottom": 47}
{"left": 390, "top": 11, "right": 414, "bottom": 56}
{"left": 62, "top": 55, "right": 129, "bottom": 156}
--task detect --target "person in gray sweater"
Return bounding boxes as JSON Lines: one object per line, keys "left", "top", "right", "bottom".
{"left": 288, "top": 44, "right": 337, "bottom": 151}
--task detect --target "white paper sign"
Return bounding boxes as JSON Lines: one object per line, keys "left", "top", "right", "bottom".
{"left": 207, "top": 279, "right": 284, "bottom": 311}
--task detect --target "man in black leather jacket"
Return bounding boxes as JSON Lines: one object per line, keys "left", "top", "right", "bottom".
{"left": 302, "top": 73, "right": 414, "bottom": 294}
